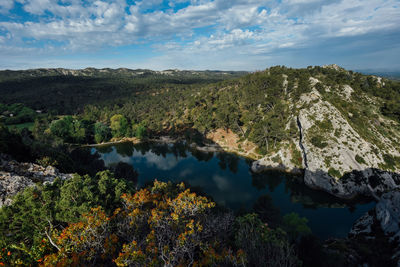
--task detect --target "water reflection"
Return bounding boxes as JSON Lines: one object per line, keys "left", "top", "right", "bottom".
{"left": 85, "top": 141, "right": 375, "bottom": 239}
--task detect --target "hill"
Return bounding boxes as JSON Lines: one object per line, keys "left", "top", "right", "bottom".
{"left": 0, "top": 68, "right": 247, "bottom": 114}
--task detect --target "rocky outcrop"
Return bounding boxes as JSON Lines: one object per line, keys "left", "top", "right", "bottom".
{"left": 252, "top": 74, "right": 400, "bottom": 200}
{"left": 349, "top": 190, "right": 400, "bottom": 265}
{"left": 251, "top": 142, "right": 303, "bottom": 175}
{"left": 304, "top": 168, "right": 400, "bottom": 199}
{"left": 0, "top": 155, "right": 72, "bottom": 207}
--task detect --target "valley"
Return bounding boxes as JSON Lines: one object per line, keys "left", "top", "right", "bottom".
{"left": 1, "top": 65, "right": 400, "bottom": 266}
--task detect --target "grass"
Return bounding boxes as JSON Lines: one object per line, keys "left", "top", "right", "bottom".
{"left": 6, "top": 122, "right": 34, "bottom": 131}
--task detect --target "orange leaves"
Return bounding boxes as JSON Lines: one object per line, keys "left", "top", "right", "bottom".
{"left": 42, "top": 206, "right": 114, "bottom": 266}
{"left": 114, "top": 240, "right": 147, "bottom": 267}
{"left": 169, "top": 189, "right": 216, "bottom": 218}
{"left": 41, "top": 181, "right": 222, "bottom": 266}
{"left": 113, "top": 181, "right": 218, "bottom": 266}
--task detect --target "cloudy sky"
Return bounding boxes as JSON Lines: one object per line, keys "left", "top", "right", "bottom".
{"left": 0, "top": 0, "right": 399, "bottom": 70}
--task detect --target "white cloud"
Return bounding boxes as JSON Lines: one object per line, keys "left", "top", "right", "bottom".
{"left": 0, "top": 0, "right": 14, "bottom": 14}
{"left": 0, "top": 0, "right": 399, "bottom": 69}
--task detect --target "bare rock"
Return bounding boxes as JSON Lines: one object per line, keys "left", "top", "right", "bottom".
{"left": 0, "top": 154, "right": 72, "bottom": 208}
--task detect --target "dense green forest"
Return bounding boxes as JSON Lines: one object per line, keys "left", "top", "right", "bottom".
{"left": 0, "top": 69, "right": 246, "bottom": 114}
{"left": 1, "top": 66, "right": 400, "bottom": 266}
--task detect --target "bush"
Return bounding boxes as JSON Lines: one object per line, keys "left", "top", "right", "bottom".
{"left": 310, "top": 135, "right": 328, "bottom": 149}
{"left": 328, "top": 167, "right": 341, "bottom": 178}
{"left": 355, "top": 155, "right": 366, "bottom": 165}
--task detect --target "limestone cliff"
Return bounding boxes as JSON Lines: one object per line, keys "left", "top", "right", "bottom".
{"left": 252, "top": 66, "right": 400, "bottom": 199}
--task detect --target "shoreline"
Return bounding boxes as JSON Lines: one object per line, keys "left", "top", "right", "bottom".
{"left": 80, "top": 136, "right": 399, "bottom": 202}
{"left": 82, "top": 135, "right": 262, "bottom": 161}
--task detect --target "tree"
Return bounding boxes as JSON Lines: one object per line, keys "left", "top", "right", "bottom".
{"left": 132, "top": 123, "right": 147, "bottom": 139}
{"left": 32, "top": 118, "right": 49, "bottom": 142}
{"left": 110, "top": 114, "right": 129, "bottom": 138}
{"left": 94, "top": 122, "right": 111, "bottom": 143}
{"left": 235, "top": 214, "right": 299, "bottom": 267}
{"left": 70, "top": 119, "right": 86, "bottom": 143}
{"left": 49, "top": 117, "right": 72, "bottom": 141}
{"left": 282, "top": 212, "right": 311, "bottom": 242}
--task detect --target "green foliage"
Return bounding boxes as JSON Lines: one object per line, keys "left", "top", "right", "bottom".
{"left": 235, "top": 213, "right": 300, "bottom": 267}
{"left": 132, "top": 123, "right": 147, "bottom": 139}
{"left": 0, "top": 123, "right": 31, "bottom": 161}
{"left": 315, "top": 82, "right": 325, "bottom": 94}
{"left": 0, "top": 70, "right": 246, "bottom": 114}
{"left": 94, "top": 122, "right": 111, "bottom": 143}
{"left": 355, "top": 155, "right": 366, "bottom": 165}
{"left": 110, "top": 114, "right": 129, "bottom": 138}
{"left": 49, "top": 116, "right": 91, "bottom": 143}
{"left": 0, "top": 103, "right": 37, "bottom": 125}
{"left": 381, "top": 154, "right": 400, "bottom": 170}
{"left": 0, "top": 171, "right": 135, "bottom": 265}
{"left": 316, "top": 119, "right": 333, "bottom": 132}
{"left": 49, "top": 116, "right": 73, "bottom": 140}
{"left": 310, "top": 135, "right": 328, "bottom": 149}
{"left": 328, "top": 167, "right": 341, "bottom": 178}
{"left": 290, "top": 142, "right": 303, "bottom": 167}
{"left": 282, "top": 212, "right": 312, "bottom": 242}
{"left": 56, "top": 171, "right": 135, "bottom": 222}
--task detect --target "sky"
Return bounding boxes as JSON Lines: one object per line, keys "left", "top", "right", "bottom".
{"left": 0, "top": 0, "right": 399, "bottom": 70}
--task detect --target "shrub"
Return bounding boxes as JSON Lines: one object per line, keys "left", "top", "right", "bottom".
{"left": 355, "top": 155, "right": 366, "bottom": 165}
{"left": 310, "top": 135, "right": 328, "bottom": 149}
{"left": 328, "top": 168, "right": 341, "bottom": 178}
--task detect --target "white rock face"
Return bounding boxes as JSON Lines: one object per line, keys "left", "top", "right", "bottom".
{"left": 298, "top": 83, "right": 400, "bottom": 198}
{"left": 0, "top": 155, "right": 72, "bottom": 207}
{"left": 252, "top": 76, "right": 400, "bottom": 199}
{"left": 299, "top": 88, "right": 382, "bottom": 174}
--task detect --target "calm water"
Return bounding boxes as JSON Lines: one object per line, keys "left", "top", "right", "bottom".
{"left": 89, "top": 141, "right": 375, "bottom": 240}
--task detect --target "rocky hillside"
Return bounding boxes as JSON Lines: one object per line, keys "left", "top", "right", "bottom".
{"left": 0, "top": 154, "right": 71, "bottom": 207}
{"left": 235, "top": 65, "right": 400, "bottom": 198}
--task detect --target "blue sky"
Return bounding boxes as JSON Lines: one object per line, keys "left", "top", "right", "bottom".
{"left": 0, "top": 0, "right": 399, "bottom": 70}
